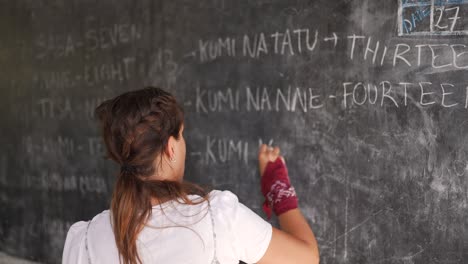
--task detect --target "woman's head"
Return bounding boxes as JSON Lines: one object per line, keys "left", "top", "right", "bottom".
{"left": 95, "top": 86, "right": 186, "bottom": 181}
{"left": 94, "top": 87, "right": 207, "bottom": 264}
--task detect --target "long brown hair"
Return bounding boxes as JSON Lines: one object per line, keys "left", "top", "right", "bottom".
{"left": 94, "top": 87, "right": 209, "bottom": 264}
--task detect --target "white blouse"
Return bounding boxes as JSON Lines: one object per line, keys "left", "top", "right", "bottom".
{"left": 62, "top": 190, "right": 272, "bottom": 264}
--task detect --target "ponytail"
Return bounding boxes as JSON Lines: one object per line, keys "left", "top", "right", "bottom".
{"left": 111, "top": 170, "right": 149, "bottom": 264}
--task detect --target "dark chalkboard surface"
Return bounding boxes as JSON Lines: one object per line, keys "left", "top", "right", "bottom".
{"left": 1, "top": 0, "right": 468, "bottom": 263}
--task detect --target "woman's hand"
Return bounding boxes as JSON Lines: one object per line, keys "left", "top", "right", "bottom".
{"left": 258, "top": 144, "right": 285, "bottom": 177}
{"left": 256, "top": 144, "right": 320, "bottom": 264}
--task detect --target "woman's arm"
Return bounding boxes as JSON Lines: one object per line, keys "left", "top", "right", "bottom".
{"left": 256, "top": 144, "right": 319, "bottom": 264}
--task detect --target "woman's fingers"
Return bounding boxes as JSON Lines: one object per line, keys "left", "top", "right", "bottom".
{"left": 258, "top": 144, "right": 268, "bottom": 176}
{"left": 273, "top": 147, "right": 280, "bottom": 157}
{"left": 258, "top": 144, "right": 286, "bottom": 177}
{"left": 259, "top": 144, "right": 268, "bottom": 155}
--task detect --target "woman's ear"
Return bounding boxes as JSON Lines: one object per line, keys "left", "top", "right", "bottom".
{"left": 165, "top": 136, "right": 176, "bottom": 160}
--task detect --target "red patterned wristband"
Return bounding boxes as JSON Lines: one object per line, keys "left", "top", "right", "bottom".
{"left": 261, "top": 157, "right": 298, "bottom": 219}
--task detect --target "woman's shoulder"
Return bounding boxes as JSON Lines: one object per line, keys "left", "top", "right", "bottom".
{"left": 207, "top": 189, "right": 240, "bottom": 207}
{"left": 207, "top": 189, "right": 273, "bottom": 262}
{"left": 206, "top": 189, "right": 253, "bottom": 221}
{"left": 62, "top": 210, "right": 112, "bottom": 263}
{"left": 65, "top": 210, "right": 111, "bottom": 239}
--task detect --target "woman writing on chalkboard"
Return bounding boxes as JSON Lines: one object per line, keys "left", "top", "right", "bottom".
{"left": 62, "top": 87, "right": 319, "bottom": 264}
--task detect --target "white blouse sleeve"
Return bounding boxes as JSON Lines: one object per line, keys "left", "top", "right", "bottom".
{"left": 62, "top": 221, "right": 88, "bottom": 264}
{"left": 212, "top": 190, "right": 273, "bottom": 263}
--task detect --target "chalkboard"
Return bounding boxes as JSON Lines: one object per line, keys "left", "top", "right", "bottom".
{"left": 1, "top": 0, "right": 468, "bottom": 263}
